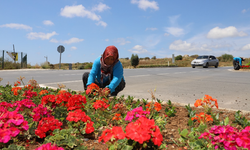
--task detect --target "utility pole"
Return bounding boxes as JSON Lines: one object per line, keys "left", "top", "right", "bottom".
{"left": 44, "top": 56, "right": 48, "bottom": 62}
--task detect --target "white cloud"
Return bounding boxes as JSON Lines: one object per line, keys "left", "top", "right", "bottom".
{"left": 241, "top": 44, "right": 250, "bottom": 50}
{"left": 169, "top": 15, "right": 180, "bottom": 25}
{"left": 131, "top": 0, "right": 159, "bottom": 11}
{"left": 105, "top": 39, "right": 109, "bottom": 42}
{"left": 207, "top": 26, "right": 248, "bottom": 39}
{"left": 242, "top": 8, "right": 249, "bottom": 13}
{"left": 169, "top": 40, "right": 211, "bottom": 52}
{"left": 60, "top": 5, "right": 101, "bottom": 21}
{"left": 0, "top": 23, "right": 32, "bottom": 31}
{"left": 164, "top": 33, "right": 169, "bottom": 36}
{"left": 43, "top": 20, "right": 54, "bottom": 26}
{"left": 96, "top": 21, "right": 107, "bottom": 27}
{"left": 165, "top": 27, "right": 184, "bottom": 37}
{"left": 128, "top": 45, "right": 148, "bottom": 53}
{"left": 71, "top": 46, "right": 77, "bottom": 51}
{"left": 50, "top": 39, "right": 59, "bottom": 43}
{"left": 62, "top": 37, "right": 84, "bottom": 44}
{"left": 92, "top": 2, "right": 110, "bottom": 12}
{"left": 146, "top": 27, "right": 157, "bottom": 31}
{"left": 27, "top": 31, "right": 57, "bottom": 40}
{"left": 50, "top": 37, "right": 84, "bottom": 44}
{"left": 115, "top": 38, "right": 131, "bottom": 45}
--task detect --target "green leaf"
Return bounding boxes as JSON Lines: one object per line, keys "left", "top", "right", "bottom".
{"left": 121, "top": 145, "right": 133, "bottom": 150}
{"left": 188, "top": 118, "right": 194, "bottom": 126}
{"left": 224, "top": 117, "right": 229, "bottom": 125}
{"left": 180, "top": 128, "right": 189, "bottom": 137}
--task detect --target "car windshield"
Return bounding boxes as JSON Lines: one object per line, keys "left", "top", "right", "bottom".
{"left": 196, "top": 56, "right": 208, "bottom": 59}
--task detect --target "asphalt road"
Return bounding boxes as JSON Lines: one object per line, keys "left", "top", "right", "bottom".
{"left": 0, "top": 66, "right": 249, "bottom": 111}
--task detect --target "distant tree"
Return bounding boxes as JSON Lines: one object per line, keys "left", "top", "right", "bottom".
{"left": 175, "top": 55, "right": 183, "bottom": 60}
{"left": 220, "top": 54, "right": 234, "bottom": 62}
{"left": 131, "top": 54, "right": 139, "bottom": 68}
{"left": 151, "top": 56, "right": 156, "bottom": 59}
{"left": 144, "top": 57, "right": 150, "bottom": 60}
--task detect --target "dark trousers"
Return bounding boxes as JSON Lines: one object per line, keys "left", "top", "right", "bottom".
{"left": 82, "top": 72, "right": 126, "bottom": 95}
{"left": 233, "top": 60, "right": 240, "bottom": 70}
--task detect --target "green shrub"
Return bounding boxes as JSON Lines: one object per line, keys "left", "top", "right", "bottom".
{"left": 40, "top": 62, "right": 50, "bottom": 69}
{"left": 190, "top": 54, "right": 199, "bottom": 58}
{"left": 145, "top": 57, "right": 150, "bottom": 60}
{"left": 151, "top": 56, "right": 156, "bottom": 59}
{"left": 84, "top": 63, "right": 92, "bottom": 69}
{"left": 220, "top": 54, "right": 234, "bottom": 62}
{"left": 78, "top": 65, "right": 85, "bottom": 70}
{"left": 175, "top": 55, "right": 183, "bottom": 60}
{"left": 131, "top": 54, "right": 139, "bottom": 68}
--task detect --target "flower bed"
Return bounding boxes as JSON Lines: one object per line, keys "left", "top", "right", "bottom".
{"left": 0, "top": 77, "right": 250, "bottom": 150}
{"left": 241, "top": 65, "right": 250, "bottom": 69}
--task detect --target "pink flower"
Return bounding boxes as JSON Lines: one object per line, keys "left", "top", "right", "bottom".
{"left": 125, "top": 107, "right": 150, "bottom": 122}
{"left": 35, "top": 143, "right": 64, "bottom": 150}
{"left": 0, "top": 129, "right": 11, "bottom": 143}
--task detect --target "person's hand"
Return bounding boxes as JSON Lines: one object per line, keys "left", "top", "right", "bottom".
{"left": 86, "top": 86, "right": 92, "bottom": 95}
{"left": 102, "top": 87, "right": 110, "bottom": 97}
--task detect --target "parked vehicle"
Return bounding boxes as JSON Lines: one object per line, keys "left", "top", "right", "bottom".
{"left": 191, "top": 55, "right": 219, "bottom": 68}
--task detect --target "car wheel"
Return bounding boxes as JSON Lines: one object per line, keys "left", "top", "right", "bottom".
{"left": 192, "top": 65, "right": 195, "bottom": 68}
{"left": 215, "top": 63, "right": 218, "bottom": 68}
{"left": 203, "top": 63, "right": 209, "bottom": 68}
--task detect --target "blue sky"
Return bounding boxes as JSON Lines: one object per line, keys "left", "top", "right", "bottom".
{"left": 1, "top": 0, "right": 250, "bottom": 65}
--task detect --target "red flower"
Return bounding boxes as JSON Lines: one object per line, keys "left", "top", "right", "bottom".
{"left": 93, "top": 100, "right": 110, "bottom": 110}
{"left": 98, "top": 126, "right": 125, "bottom": 143}
{"left": 125, "top": 117, "right": 163, "bottom": 146}
{"left": 85, "top": 121, "right": 95, "bottom": 134}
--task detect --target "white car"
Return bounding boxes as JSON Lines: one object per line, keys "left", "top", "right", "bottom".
{"left": 191, "top": 55, "right": 219, "bottom": 68}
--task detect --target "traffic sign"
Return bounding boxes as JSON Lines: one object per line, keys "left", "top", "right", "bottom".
{"left": 57, "top": 45, "right": 65, "bottom": 53}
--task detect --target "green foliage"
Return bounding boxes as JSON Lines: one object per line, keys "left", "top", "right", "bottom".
{"left": 130, "top": 54, "right": 139, "bottom": 68}
{"left": 233, "top": 110, "right": 250, "bottom": 128}
{"left": 0, "top": 85, "right": 23, "bottom": 103}
{"left": 44, "top": 128, "right": 88, "bottom": 149}
{"left": 175, "top": 55, "right": 183, "bottom": 60}
{"left": 1, "top": 144, "right": 26, "bottom": 150}
{"left": 40, "top": 61, "right": 50, "bottom": 69}
{"left": 219, "top": 53, "right": 234, "bottom": 62}
{"left": 164, "top": 100, "right": 176, "bottom": 117}
{"left": 84, "top": 63, "right": 92, "bottom": 69}
{"left": 190, "top": 54, "right": 199, "bottom": 58}
{"left": 178, "top": 124, "right": 212, "bottom": 150}
{"left": 151, "top": 56, "right": 156, "bottom": 59}
{"left": 246, "top": 61, "right": 250, "bottom": 65}
{"left": 185, "top": 104, "right": 196, "bottom": 126}
{"left": 78, "top": 65, "right": 85, "bottom": 69}
{"left": 210, "top": 112, "right": 229, "bottom": 126}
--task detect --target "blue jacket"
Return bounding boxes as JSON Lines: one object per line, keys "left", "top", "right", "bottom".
{"left": 87, "top": 56, "right": 125, "bottom": 93}
{"left": 233, "top": 57, "right": 242, "bottom": 66}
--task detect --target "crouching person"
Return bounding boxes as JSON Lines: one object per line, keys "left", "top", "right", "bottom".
{"left": 82, "top": 45, "right": 125, "bottom": 97}
{"left": 233, "top": 57, "right": 245, "bottom": 70}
